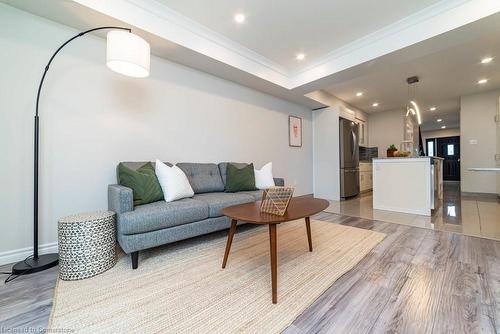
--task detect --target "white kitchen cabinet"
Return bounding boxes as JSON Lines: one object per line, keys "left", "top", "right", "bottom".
{"left": 339, "top": 107, "right": 369, "bottom": 146}
{"left": 359, "top": 162, "right": 373, "bottom": 192}
{"left": 356, "top": 118, "right": 368, "bottom": 147}
{"left": 339, "top": 106, "right": 356, "bottom": 122}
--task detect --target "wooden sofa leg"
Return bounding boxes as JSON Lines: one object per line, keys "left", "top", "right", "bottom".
{"left": 131, "top": 251, "right": 139, "bottom": 269}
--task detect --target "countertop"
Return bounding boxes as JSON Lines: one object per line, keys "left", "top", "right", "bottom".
{"left": 468, "top": 167, "right": 500, "bottom": 172}
{"left": 373, "top": 156, "right": 444, "bottom": 162}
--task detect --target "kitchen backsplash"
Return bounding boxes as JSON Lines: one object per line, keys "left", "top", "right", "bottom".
{"left": 359, "top": 146, "right": 378, "bottom": 161}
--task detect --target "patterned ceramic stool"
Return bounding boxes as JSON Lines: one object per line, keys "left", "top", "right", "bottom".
{"left": 58, "top": 211, "right": 116, "bottom": 280}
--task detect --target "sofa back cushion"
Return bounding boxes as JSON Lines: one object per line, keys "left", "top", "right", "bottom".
{"left": 119, "top": 161, "right": 172, "bottom": 174}
{"left": 218, "top": 162, "right": 249, "bottom": 186}
{"left": 117, "top": 162, "right": 172, "bottom": 188}
{"left": 224, "top": 163, "right": 257, "bottom": 193}
{"left": 117, "top": 162, "right": 164, "bottom": 206}
{"left": 176, "top": 163, "right": 224, "bottom": 194}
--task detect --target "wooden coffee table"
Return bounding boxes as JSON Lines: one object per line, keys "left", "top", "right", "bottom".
{"left": 221, "top": 197, "right": 329, "bottom": 304}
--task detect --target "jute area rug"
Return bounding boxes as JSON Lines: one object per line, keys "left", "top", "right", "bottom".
{"left": 49, "top": 219, "right": 385, "bottom": 333}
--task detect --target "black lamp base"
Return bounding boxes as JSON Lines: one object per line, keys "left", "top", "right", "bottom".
{"left": 11, "top": 253, "right": 59, "bottom": 275}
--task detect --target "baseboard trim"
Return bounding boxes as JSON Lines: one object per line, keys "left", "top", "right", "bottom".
{"left": 373, "top": 204, "right": 430, "bottom": 216}
{"left": 295, "top": 193, "right": 314, "bottom": 198}
{"left": 461, "top": 191, "right": 499, "bottom": 199}
{"left": 0, "top": 242, "right": 58, "bottom": 266}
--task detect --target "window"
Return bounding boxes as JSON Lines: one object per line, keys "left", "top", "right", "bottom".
{"left": 447, "top": 144, "right": 454, "bottom": 156}
{"left": 447, "top": 205, "right": 456, "bottom": 217}
{"left": 427, "top": 141, "right": 434, "bottom": 156}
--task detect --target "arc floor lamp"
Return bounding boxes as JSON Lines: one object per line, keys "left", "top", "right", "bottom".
{"left": 11, "top": 27, "right": 150, "bottom": 276}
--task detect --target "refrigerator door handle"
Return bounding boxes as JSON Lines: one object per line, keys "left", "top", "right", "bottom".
{"left": 351, "top": 130, "right": 356, "bottom": 162}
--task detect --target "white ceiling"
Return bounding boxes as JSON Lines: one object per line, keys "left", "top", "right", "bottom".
{"left": 11, "top": 0, "right": 496, "bottom": 90}
{"left": 156, "top": 0, "right": 442, "bottom": 73}
{"left": 0, "top": 0, "right": 324, "bottom": 108}
{"left": 321, "top": 12, "right": 500, "bottom": 131}
{"left": 2, "top": 0, "right": 500, "bottom": 121}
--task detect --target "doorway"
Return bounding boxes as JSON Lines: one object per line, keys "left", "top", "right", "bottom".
{"left": 426, "top": 136, "right": 460, "bottom": 181}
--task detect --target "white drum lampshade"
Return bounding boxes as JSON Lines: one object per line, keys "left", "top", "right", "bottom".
{"left": 106, "top": 30, "right": 150, "bottom": 78}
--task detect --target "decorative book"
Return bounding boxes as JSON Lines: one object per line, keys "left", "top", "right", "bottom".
{"left": 260, "top": 186, "right": 294, "bottom": 216}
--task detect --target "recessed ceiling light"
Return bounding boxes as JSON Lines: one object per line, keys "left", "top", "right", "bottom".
{"left": 356, "top": 92, "right": 363, "bottom": 97}
{"left": 481, "top": 57, "right": 493, "bottom": 64}
{"left": 441, "top": 125, "right": 446, "bottom": 129}
{"left": 430, "top": 106, "right": 437, "bottom": 111}
{"left": 296, "top": 53, "right": 305, "bottom": 61}
{"left": 478, "top": 78, "right": 488, "bottom": 84}
{"left": 437, "top": 119, "right": 442, "bottom": 122}
{"left": 234, "top": 13, "right": 245, "bottom": 23}
{"left": 372, "top": 102, "right": 379, "bottom": 107}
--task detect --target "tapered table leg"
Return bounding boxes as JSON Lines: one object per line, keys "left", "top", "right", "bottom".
{"left": 269, "top": 224, "right": 278, "bottom": 304}
{"left": 305, "top": 216, "right": 313, "bottom": 252}
{"left": 222, "top": 219, "right": 237, "bottom": 268}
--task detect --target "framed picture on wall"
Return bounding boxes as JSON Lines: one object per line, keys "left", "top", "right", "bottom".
{"left": 289, "top": 116, "right": 302, "bottom": 147}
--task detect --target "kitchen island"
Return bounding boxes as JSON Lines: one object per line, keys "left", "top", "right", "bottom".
{"left": 372, "top": 157, "right": 443, "bottom": 216}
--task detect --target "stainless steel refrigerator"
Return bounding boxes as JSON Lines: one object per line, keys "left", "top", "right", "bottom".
{"left": 340, "top": 118, "right": 360, "bottom": 199}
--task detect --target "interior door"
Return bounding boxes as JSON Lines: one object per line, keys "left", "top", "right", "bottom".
{"left": 436, "top": 136, "right": 460, "bottom": 181}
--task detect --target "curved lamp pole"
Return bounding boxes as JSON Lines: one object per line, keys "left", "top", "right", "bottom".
{"left": 11, "top": 26, "right": 150, "bottom": 276}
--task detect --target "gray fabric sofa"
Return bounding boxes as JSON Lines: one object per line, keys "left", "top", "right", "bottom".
{"left": 108, "top": 161, "right": 284, "bottom": 269}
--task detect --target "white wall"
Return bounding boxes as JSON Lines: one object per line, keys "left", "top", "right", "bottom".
{"left": 421, "top": 128, "right": 460, "bottom": 141}
{"left": 313, "top": 107, "right": 340, "bottom": 200}
{"left": 306, "top": 90, "right": 368, "bottom": 121}
{"left": 0, "top": 5, "right": 313, "bottom": 262}
{"left": 307, "top": 91, "right": 369, "bottom": 201}
{"left": 368, "top": 109, "right": 405, "bottom": 157}
{"left": 460, "top": 89, "right": 499, "bottom": 194}
{"left": 307, "top": 91, "right": 373, "bottom": 200}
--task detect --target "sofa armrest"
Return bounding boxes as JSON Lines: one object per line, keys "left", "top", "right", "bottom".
{"left": 273, "top": 178, "right": 285, "bottom": 187}
{"left": 108, "top": 184, "right": 133, "bottom": 215}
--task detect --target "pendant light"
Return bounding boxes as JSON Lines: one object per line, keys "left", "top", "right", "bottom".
{"left": 405, "top": 76, "right": 421, "bottom": 125}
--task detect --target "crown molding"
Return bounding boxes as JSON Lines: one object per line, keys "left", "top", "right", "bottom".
{"left": 72, "top": 0, "right": 292, "bottom": 87}
{"left": 290, "top": 0, "right": 470, "bottom": 78}
{"left": 131, "top": 0, "right": 289, "bottom": 76}
{"left": 289, "top": 0, "right": 500, "bottom": 88}
{"left": 73, "top": 0, "right": 500, "bottom": 91}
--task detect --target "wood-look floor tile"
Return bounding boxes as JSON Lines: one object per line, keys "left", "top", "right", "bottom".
{"left": 1, "top": 212, "right": 499, "bottom": 334}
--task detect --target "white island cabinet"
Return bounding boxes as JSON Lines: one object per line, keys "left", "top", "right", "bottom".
{"left": 372, "top": 157, "right": 443, "bottom": 216}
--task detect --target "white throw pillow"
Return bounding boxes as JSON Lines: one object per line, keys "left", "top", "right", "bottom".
{"left": 254, "top": 162, "right": 275, "bottom": 190}
{"left": 155, "top": 160, "right": 194, "bottom": 202}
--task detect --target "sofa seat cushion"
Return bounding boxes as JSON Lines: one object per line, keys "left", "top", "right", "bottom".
{"left": 193, "top": 192, "right": 255, "bottom": 218}
{"left": 118, "top": 198, "right": 209, "bottom": 235}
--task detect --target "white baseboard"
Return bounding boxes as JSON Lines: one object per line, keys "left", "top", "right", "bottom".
{"left": 0, "top": 242, "right": 58, "bottom": 266}
{"left": 373, "top": 203, "right": 430, "bottom": 216}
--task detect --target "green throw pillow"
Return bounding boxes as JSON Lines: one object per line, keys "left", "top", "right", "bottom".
{"left": 117, "top": 162, "right": 164, "bottom": 205}
{"left": 225, "top": 163, "right": 257, "bottom": 193}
